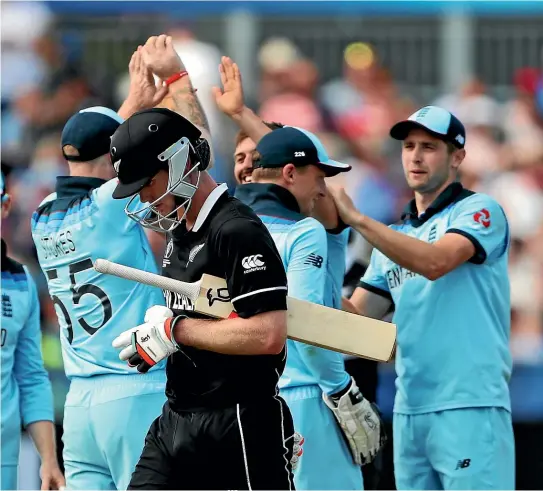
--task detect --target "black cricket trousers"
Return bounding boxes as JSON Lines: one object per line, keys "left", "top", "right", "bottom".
{"left": 128, "top": 396, "right": 296, "bottom": 490}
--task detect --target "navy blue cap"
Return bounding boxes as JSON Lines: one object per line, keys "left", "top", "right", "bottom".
{"left": 255, "top": 126, "right": 351, "bottom": 177}
{"left": 61, "top": 106, "right": 124, "bottom": 162}
{"left": 390, "top": 106, "right": 466, "bottom": 149}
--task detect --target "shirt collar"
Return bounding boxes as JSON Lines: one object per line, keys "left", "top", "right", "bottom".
{"left": 1, "top": 239, "right": 7, "bottom": 265}
{"left": 192, "top": 183, "right": 229, "bottom": 233}
{"left": 401, "top": 182, "right": 465, "bottom": 227}
{"left": 234, "top": 183, "right": 302, "bottom": 216}
{"left": 55, "top": 176, "right": 108, "bottom": 198}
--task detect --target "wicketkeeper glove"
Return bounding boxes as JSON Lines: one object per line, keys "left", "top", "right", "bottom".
{"left": 323, "top": 376, "right": 386, "bottom": 466}
{"left": 112, "top": 305, "right": 180, "bottom": 373}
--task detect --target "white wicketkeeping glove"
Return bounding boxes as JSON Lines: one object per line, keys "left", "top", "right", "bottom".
{"left": 112, "top": 305, "right": 179, "bottom": 373}
{"left": 323, "top": 376, "right": 386, "bottom": 466}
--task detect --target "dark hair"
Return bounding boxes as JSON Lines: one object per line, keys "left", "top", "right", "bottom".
{"left": 234, "top": 121, "right": 284, "bottom": 148}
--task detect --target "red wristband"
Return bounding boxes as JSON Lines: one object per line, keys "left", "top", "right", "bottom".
{"left": 165, "top": 71, "right": 188, "bottom": 86}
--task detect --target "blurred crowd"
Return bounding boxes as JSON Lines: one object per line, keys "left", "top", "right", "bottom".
{"left": 2, "top": 3, "right": 543, "bottom": 418}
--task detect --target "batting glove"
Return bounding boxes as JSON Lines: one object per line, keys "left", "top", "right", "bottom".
{"left": 323, "top": 376, "right": 386, "bottom": 466}
{"left": 112, "top": 305, "right": 179, "bottom": 373}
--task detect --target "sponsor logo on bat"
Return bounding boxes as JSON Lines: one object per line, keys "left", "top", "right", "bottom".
{"left": 206, "top": 288, "right": 231, "bottom": 306}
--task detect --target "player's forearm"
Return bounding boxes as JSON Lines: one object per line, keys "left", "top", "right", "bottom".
{"left": 231, "top": 106, "right": 273, "bottom": 144}
{"left": 173, "top": 313, "right": 286, "bottom": 355}
{"left": 160, "top": 76, "right": 210, "bottom": 132}
{"left": 27, "top": 420, "right": 58, "bottom": 464}
{"left": 350, "top": 213, "right": 448, "bottom": 280}
{"left": 296, "top": 343, "right": 351, "bottom": 396}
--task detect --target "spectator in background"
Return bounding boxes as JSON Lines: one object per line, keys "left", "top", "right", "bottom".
{"left": 0, "top": 0, "right": 51, "bottom": 163}
{"left": 13, "top": 29, "right": 96, "bottom": 162}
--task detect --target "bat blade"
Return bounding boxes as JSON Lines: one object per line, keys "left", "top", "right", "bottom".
{"left": 286, "top": 297, "right": 396, "bottom": 362}
{"left": 94, "top": 259, "right": 396, "bottom": 361}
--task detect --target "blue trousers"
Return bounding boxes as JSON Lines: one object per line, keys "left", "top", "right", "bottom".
{"left": 394, "top": 407, "right": 515, "bottom": 490}
{"left": 63, "top": 372, "right": 166, "bottom": 490}
{"left": 281, "top": 385, "right": 364, "bottom": 490}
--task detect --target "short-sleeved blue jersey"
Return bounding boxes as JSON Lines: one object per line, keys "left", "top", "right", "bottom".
{"left": 31, "top": 177, "right": 165, "bottom": 379}
{"left": 235, "top": 184, "right": 350, "bottom": 396}
{"left": 361, "top": 183, "right": 512, "bottom": 414}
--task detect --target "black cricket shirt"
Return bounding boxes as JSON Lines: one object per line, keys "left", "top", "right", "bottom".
{"left": 161, "top": 184, "right": 289, "bottom": 411}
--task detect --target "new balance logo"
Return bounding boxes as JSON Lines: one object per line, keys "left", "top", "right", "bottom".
{"left": 304, "top": 253, "right": 323, "bottom": 268}
{"left": 2, "top": 294, "right": 12, "bottom": 318}
{"left": 242, "top": 255, "right": 266, "bottom": 274}
{"left": 455, "top": 459, "right": 471, "bottom": 470}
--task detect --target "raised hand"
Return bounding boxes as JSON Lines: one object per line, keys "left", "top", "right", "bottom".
{"left": 141, "top": 34, "right": 184, "bottom": 80}
{"left": 327, "top": 185, "right": 361, "bottom": 227}
{"left": 212, "top": 56, "right": 245, "bottom": 117}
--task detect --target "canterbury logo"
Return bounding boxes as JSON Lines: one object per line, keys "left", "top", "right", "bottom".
{"left": 242, "top": 255, "right": 266, "bottom": 273}
{"left": 242, "top": 255, "right": 264, "bottom": 269}
{"left": 113, "top": 159, "right": 121, "bottom": 173}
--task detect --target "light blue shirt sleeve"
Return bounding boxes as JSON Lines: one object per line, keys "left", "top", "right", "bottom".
{"left": 93, "top": 178, "right": 142, "bottom": 230}
{"left": 14, "top": 268, "right": 54, "bottom": 427}
{"left": 446, "top": 193, "right": 509, "bottom": 264}
{"left": 287, "top": 219, "right": 351, "bottom": 395}
{"left": 360, "top": 247, "right": 391, "bottom": 299}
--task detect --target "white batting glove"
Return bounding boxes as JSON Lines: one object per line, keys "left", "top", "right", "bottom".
{"left": 112, "top": 305, "right": 178, "bottom": 373}
{"left": 323, "top": 377, "right": 386, "bottom": 466}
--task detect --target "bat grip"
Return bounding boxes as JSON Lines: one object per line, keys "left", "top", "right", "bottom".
{"left": 94, "top": 258, "right": 200, "bottom": 300}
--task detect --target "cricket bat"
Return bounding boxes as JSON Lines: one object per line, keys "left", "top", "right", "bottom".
{"left": 94, "top": 259, "right": 396, "bottom": 362}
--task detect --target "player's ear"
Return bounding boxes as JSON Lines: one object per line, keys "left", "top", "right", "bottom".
{"left": 283, "top": 164, "right": 296, "bottom": 184}
{"left": 451, "top": 148, "right": 466, "bottom": 170}
{"left": 1, "top": 194, "right": 12, "bottom": 220}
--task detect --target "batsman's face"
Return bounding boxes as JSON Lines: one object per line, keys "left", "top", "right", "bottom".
{"left": 401, "top": 129, "right": 456, "bottom": 193}
{"left": 290, "top": 164, "right": 327, "bottom": 216}
{"left": 234, "top": 137, "right": 256, "bottom": 184}
{"left": 139, "top": 170, "right": 176, "bottom": 217}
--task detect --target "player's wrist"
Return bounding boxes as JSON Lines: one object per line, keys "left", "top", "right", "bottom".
{"left": 230, "top": 105, "right": 252, "bottom": 123}
{"left": 168, "top": 315, "right": 188, "bottom": 349}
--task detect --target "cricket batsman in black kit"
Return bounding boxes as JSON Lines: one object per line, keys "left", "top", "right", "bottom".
{"left": 108, "top": 35, "right": 297, "bottom": 490}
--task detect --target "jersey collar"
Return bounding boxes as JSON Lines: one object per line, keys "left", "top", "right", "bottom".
{"left": 234, "top": 183, "right": 304, "bottom": 221}
{"left": 55, "top": 176, "right": 108, "bottom": 198}
{"left": 192, "top": 183, "right": 229, "bottom": 233}
{"left": 401, "top": 182, "right": 466, "bottom": 227}
{"left": 1, "top": 239, "right": 7, "bottom": 267}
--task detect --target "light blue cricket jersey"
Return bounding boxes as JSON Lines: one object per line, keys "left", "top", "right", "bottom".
{"left": 31, "top": 177, "right": 166, "bottom": 379}
{"left": 1, "top": 241, "right": 54, "bottom": 464}
{"left": 235, "top": 183, "right": 351, "bottom": 396}
{"left": 360, "top": 183, "right": 512, "bottom": 414}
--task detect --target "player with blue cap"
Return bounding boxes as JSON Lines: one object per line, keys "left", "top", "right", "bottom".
{"left": 30, "top": 49, "right": 170, "bottom": 490}
{"left": 331, "top": 105, "right": 514, "bottom": 490}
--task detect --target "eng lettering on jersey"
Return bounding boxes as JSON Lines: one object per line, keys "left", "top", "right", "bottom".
{"left": 40, "top": 230, "right": 76, "bottom": 260}
{"left": 473, "top": 208, "right": 491, "bottom": 228}
{"left": 241, "top": 254, "right": 266, "bottom": 274}
{"left": 386, "top": 265, "right": 419, "bottom": 290}
{"left": 164, "top": 290, "right": 194, "bottom": 311}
